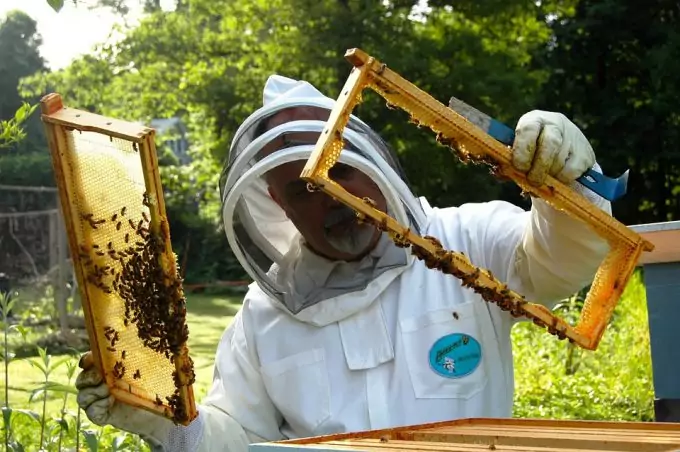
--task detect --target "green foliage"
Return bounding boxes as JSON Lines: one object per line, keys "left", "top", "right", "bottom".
{"left": 1, "top": 291, "right": 151, "bottom": 451}
{"left": 538, "top": 0, "right": 680, "bottom": 224}
{"left": 20, "top": 0, "right": 562, "bottom": 209}
{"left": 512, "top": 270, "right": 654, "bottom": 421}
{"left": 15, "top": 0, "right": 580, "bottom": 285}
{"left": 46, "top": 0, "right": 65, "bottom": 13}
{"left": 12, "top": 0, "right": 680, "bottom": 282}
{"left": 0, "top": 10, "right": 47, "bottom": 155}
{"left": 0, "top": 151, "right": 55, "bottom": 188}
{"left": 160, "top": 159, "right": 249, "bottom": 283}
{"left": 0, "top": 103, "right": 37, "bottom": 150}
{"left": 1, "top": 289, "right": 241, "bottom": 451}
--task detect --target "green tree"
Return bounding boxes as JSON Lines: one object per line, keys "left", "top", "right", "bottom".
{"left": 538, "top": 0, "right": 680, "bottom": 224}
{"left": 0, "top": 11, "right": 45, "bottom": 119}
{"left": 0, "top": 10, "right": 47, "bottom": 155}
{"left": 21, "top": 0, "right": 576, "bottom": 282}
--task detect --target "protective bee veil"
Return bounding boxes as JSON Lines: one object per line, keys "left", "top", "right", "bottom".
{"left": 219, "top": 75, "right": 428, "bottom": 319}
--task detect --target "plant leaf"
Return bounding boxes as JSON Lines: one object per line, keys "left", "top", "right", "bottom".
{"left": 47, "top": 0, "right": 65, "bottom": 13}
{"left": 28, "top": 359, "right": 47, "bottom": 375}
{"left": 28, "top": 388, "right": 46, "bottom": 403}
{"left": 10, "top": 408, "right": 41, "bottom": 425}
{"left": 41, "top": 380, "right": 78, "bottom": 395}
{"left": 57, "top": 417, "right": 69, "bottom": 432}
{"left": 8, "top": 440, "right": 25, "bottom": 452}
{"left": 2, "top": 406, "right": 12, "bottom": 427}
{"left": 9, "top": 324, "right": 29, "bottom": 341}
{"left": 83, "top": 429, "right": 99, "bottom": 452}
{"left": 112, "top": 435, "right": 124, "bottom": 450}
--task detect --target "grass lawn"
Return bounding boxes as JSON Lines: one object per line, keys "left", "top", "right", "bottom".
{"left": 2, "top": 292, "right": 242, "bottom": 436}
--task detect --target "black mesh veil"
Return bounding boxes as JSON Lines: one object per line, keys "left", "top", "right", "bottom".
{"left": 218, "top": 76, "right": 427, "bottom": 306}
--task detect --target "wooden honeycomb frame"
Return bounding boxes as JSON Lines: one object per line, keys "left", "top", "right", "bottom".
{"left": 300, "top": 48, "right": 655, "bottom": 350}
{"left": 40, "top": 93, "right": 197, "bottom": 425}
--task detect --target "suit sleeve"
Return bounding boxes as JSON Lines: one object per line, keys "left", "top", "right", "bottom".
{"left": 511, "top": 163, "right": 612, "bottom": 307}
{"left": 190, "top": 299, "right": 285, "bottom": 452}
{"left": 446, "top": 163, "right": 612, "bottom": 312}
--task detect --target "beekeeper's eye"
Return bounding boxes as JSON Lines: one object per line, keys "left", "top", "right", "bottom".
{"left": 329, "top": 163, "right": 355, "bottom": 180}
{"left": 280, "top": 132, "right": 320, "bottom": 150}
{"left": 285, "top": 180, "right": 317, "bottom": 201}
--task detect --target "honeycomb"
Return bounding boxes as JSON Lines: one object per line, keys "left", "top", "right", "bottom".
{"left": 40, "top": 94, "right": 197, "bottom": 425}
{"left": 300, "top": 49, "right": 655, "bottom": 351}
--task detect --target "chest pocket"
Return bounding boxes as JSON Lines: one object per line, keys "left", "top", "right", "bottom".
{"left": 260, "top": 348, "right": 331, "bottom": 434}
{"left": 399, "top": 301, "right": 496, "bottom": 399}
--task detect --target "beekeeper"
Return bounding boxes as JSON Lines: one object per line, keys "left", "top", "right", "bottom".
{"left": 75, "top": 75, "right": 612, "bottom": 452}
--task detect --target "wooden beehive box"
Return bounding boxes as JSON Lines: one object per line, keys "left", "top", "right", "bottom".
{"left": 249, "top": 418, "right": 680, "bottom": 452}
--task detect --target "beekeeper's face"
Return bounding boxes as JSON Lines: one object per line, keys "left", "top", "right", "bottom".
{"left": 263, "top": 108, "right": 387, "bottom": 262}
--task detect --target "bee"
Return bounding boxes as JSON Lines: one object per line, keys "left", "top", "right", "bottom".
{"left": 112, "top": 361, "right": 125, "bottom": 379}
{"left": 121, "top": 350, "right": 126, "bottom": 359}
{"left": 111, "top": 213, "right": 118, "bottom": 222}
{"left": 133, "top": 369, "right": 141, "bottom": 379}
{"left": 121, "top": 206, "right": 127, "bottom": 216}
{"left": 142, "top": 211, "right": 149, "bottom": 223}
{"left": 116, "top": 221, "right": 122, "bottom": 231}
{"left": 452, "top": 311, "right": 459, "bottom": 320}
{"left": 362, "top": 197, "right": 377, "bottom": 208}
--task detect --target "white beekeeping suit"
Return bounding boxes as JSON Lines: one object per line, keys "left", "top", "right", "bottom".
{"left": 74, "top": 74, "right": 612, "bottom": 452}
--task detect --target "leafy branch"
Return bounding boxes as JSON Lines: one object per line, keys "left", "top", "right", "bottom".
{"left": 0, "top": 103, "right": 37, "bottom": 150}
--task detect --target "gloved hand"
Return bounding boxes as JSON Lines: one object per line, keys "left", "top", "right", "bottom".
{"left": 75, "top": 352, "right": 175, "bottom": 451}
{"left": 511, "top": 110, "right": 596, "bottom": 187}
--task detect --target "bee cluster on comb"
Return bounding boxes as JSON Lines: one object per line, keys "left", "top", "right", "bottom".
{"left": 77, "top": 193, "right": 195, "bottom": 424}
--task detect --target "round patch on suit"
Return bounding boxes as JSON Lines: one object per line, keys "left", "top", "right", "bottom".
{"left": 428, "top": 333, "right": 482, "bottom": 378}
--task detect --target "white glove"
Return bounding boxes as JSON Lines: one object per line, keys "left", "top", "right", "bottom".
{"left": 511, "top": 110, "right": 596, "bottom": 186}
{"left": 75, "top": 352, "right": 176, "bottom": 451}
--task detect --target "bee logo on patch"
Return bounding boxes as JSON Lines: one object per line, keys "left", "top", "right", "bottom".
{"left": 429, "top": 333, "right": 482, "bottom": 379}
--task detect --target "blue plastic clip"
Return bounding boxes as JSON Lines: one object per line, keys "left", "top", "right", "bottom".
{"left": 449, "top": 97, "right": 629, "bottom": 202}
{"left": 486, "top": 117, "right": 628, "bottom": 202}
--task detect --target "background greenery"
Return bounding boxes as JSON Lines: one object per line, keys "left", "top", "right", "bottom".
{"left": 2, "top": 0, "right": 679, "bottom": 284}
